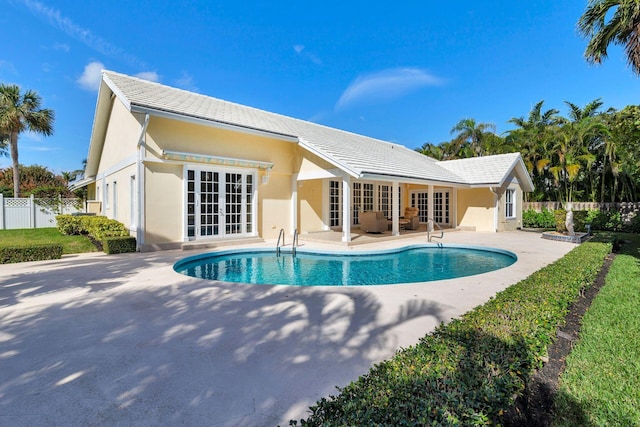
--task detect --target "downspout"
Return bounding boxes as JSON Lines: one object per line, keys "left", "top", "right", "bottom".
{"left": 489, "top": 187, "right": 498, "bottom": 232}
{"left": 136, "top": 113, "right": 150, "bottom": 251}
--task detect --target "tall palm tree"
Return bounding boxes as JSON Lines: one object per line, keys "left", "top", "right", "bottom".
{"left": 0, "top": 84, "right": 54, "bottom": 197}
{"left": 450, "top": 118, "right": 497, "bottom": 157}
{"left": 578, "top": 0, "right": 640, "bottom": 75}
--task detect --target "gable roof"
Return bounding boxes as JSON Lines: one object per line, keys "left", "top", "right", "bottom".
{"left": 437, "top": 153, "right": 534, "bottom": 191}
{"left": 86, "top": 70, "right": 532, "bottom": 190}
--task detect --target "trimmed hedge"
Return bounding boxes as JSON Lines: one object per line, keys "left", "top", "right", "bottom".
{"left": 0, "top": 244, "right": 63, "bottom": 264}
{"left": 290, "top": 241, "right": 611, "bottom": 426}
{"left": 56, "top": 214, "right": 135, "bottom": 253}
{"left": 103, "top": 236, "right": 137, "bottom": 254}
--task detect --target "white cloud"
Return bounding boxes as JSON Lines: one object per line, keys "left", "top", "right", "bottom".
{"left": 18, "top": 0, "right": 147, "bottom": 69}
{"left": 135, "top": 71, "right": 160, "bottom": 82}
{"left": 175, "top": 71, "right": 199, "bottom": 92}
{"left": 53, "top": 42, "right": 70, "bottom": 52}
{"left": 336, "top": 67, "right": 444, "bottom": 110}
{"left": 293, "top": 44, "right": 322, "bottom": 65}
{"left": 77, "top": 61, "right": 104, "bottom": 91}
{"left": 0, "top": 60, "right": 17, "bottom": 74}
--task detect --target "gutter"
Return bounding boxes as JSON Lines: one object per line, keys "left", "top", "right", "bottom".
{"left": 136, "top": 113, "right": 150, "bottom": 251}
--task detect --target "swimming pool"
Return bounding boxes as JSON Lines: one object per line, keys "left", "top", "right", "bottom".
{"left": 173, "top": 245, "right": 516, "bottom": 286}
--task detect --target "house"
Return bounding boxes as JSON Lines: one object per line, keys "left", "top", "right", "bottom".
{"left": 73, "top": 71, "right": 533, "bottom": 251}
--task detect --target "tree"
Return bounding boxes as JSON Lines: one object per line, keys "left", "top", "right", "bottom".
{"left": 0, "top": 84, "right": 54, "bottom": 197}
{"left": 578, "top": 0, "right": 640, "bottom": 75}
{"left": 450, "top": 118, "right": 497, "bottom": 157}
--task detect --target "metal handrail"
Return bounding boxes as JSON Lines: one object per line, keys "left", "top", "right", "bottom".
{"left": 427, "top": 218, "right": 444, "bottom": 242}
{"left": 276, "top": 228, "right": 285, "bottom": 256}
{"left": 292, "top": 229, "right": 299, "bottom": 257}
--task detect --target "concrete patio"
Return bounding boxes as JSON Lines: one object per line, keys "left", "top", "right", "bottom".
{"left": 0, "top": 231, "right": 577, "bottom": 426}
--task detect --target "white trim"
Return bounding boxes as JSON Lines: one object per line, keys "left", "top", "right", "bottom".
{"left": 131, "top": 105, "right": 299, "bottom": 143}
{"left": 505, "top": 188, "right": 516, "bottom": 219}
{"left": 291, "top": 173, "right": 298, "bottom": 235}
{"left": 162, "top": 149, "right": 273, "bottom": 170}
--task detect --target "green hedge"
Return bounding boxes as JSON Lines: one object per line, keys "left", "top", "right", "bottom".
{"left": 291, "top": 241, "right": 611, "bottom": 426}
{"left": 103, "top": 236, "right": 137, "bottom": 254}
{"left": 523, "top": 208, "right": 555, "bottom": 228}
{"left": 56, "top": 215, "right": 134, "bottom": 252}
{"left": 0, "top": 244, "right": 63, "bottom": 264}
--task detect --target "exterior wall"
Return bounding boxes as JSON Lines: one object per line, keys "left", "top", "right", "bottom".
{"left": 297, "top": 179, "right": 324, "bottom": 233}
{"left": 96, "top": 100, "right": 140, "bottom": 177}
{"left": 101, "top": 164, "right": 136, "bottom": 227}
{"left": 143, "top": 162, "right": 184, "bottom": 245}
{"left": 496, "top": 176, "right": 523, "bottom": 232}
{"left": 144, "top": 117, "right": 295, "bottom": 243}
{"left": 456, "top": 188, "right": 495, "bottom": 232}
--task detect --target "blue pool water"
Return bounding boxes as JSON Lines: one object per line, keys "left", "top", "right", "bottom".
{"left": 173, "top": 245, "right": 516, "bottom": 286}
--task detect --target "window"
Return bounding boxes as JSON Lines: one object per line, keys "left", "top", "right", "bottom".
{"left": 112, "top": 181, "right": 117, "bottom": 219}
{"left": 130, "top": 175, "right": 137, "bottom": 227}
{"left": 105, "top": 183, "right": 109, "bottom": 209}
{"left": 329, "top": 180, "right": 341, "bottom": 227}
{"left": 505, "top": 188, "right": 516, "bottom": 219}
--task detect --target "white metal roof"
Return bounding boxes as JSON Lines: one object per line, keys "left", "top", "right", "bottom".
{"left": 96, "top": 70, "right": 532, "bottom": 189}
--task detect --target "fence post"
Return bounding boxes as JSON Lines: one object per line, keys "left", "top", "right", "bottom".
{"left": 30, "top": 194, "right": 36, "bottom": 229}
{"left": 0, "top": 193, "right": 4, "bottom": 230}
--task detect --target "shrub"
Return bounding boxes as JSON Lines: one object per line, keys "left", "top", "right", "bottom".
{"left": 587, "top": 210, "right": 624, "bottom": 231}
{"left": 0, "top": 244, "right": 63, "bottom": 264}
{"left": 522, "top": 208, "right": 555, "bottom": 228}
{"left": 625, "top": 212, "right": 640, "bottom": 234}
{"left": 56, "top": 214, "right": 84, "bottom": 235}
{"left": 291, "top": 241, "right": 612, "bottom": 426}
{"left": 55, "top": 215, "right": 134, "bottom": 253}
{"left": 103, "top": 236, "right": 137, "bottom": 254}
{"left": 554, "top": 209, "right": 566, "bottom": 233}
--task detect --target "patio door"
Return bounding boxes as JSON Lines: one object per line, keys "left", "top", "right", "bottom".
{"left": 186, "top": 168, "right": 255, "bottom": 240}
{"left": 410, "top": 191, "right": 429, "bottom": 223}
{"left": 433, "top": 191, "right": 450, "bottom": 225}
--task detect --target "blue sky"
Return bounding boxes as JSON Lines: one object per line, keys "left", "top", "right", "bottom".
{"left": 1, "top": 0, "right": 638, "bottom": 174}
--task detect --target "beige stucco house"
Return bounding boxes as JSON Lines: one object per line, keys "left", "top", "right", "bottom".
{"left": 73, "top": 71, "right": 533, "bottom": 251}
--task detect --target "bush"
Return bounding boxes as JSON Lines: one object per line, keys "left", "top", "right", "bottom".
{"left": 626, "top": 213, "right": 640, "bottom": 234}
{"left": 56, "top": 214, "right": 84, "bottom": 235}
{"left": 522, "top": 208, "right": 555, "bottom": 228}
{"left": 291, "top": 241, "right": 612, "bottom": 426}
{"left": 586, "top": 210, "right": 624, "bottom": 231}
{"left": 103, "top": 236, "right": 137, "bottom": 254}
{"left": 56, "top": 215, "right": 134, "bottom": 253}
{"left": 554, "top": 209, "right": 566, "bottom": 233}
{"left": 0, "top": 244, "right": 63, "bottom": 264}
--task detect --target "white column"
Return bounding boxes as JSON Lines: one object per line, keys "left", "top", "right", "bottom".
{"left": 391, "top": 181, "right": 400, "bottom": 236}
{"left": 291, "top": 173, "right": 298, "bottom": 235}
{"left": 428, "top": 185, "right": 434, "bottom": 222}
{"left": 0, "top": 193, "right": 4, "bottom": 230}
{"left": 341, "top": 176, "right": 351, "bottom": 242}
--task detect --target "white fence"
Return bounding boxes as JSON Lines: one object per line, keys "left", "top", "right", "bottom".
{"left": 0, "top": 195, "right": 84, "bottom": 230}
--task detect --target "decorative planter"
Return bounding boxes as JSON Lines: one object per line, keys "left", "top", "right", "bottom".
{"left": 541, "top": 231, "right": 590, "bottom": 244}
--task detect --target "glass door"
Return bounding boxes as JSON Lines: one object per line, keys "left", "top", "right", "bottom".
{"left": 186, "top": 168, "right": 255, "bottom": 240}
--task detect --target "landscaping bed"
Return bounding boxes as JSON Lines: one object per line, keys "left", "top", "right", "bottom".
{"left": 289, "top": 240, "right": 612, "bottom": 426}
{"left": 0, "top": 228, "right": 97, "bottom": 263}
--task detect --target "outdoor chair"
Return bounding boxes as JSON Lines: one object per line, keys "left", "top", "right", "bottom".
{"left": 403, "top": 207, "right": 420, "bottom": 230}
{"left": 360, "top": 211, "right": 387, "bottom": 233}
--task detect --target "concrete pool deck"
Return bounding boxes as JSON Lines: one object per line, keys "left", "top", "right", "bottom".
{"left": 0, "top": 231, "right": 577, "bottom": 426}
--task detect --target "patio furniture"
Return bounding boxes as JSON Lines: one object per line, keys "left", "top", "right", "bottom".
{"left": 403, "top": 207, "right": 420, "bottom": 230}
{"left": 360, "top": 211, "right": 387, "bottom": 233}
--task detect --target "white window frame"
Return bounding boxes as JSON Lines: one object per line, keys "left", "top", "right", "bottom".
{"left": 505, "top": 188, "right": 516, "bottom": 219}
{"left": 112, "top": 181, "right": 117, "bottom": 219}
{"left": 183, "top": 165, "right": 258, "bottom": 241}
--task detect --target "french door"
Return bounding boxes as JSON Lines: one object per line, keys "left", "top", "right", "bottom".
{"left": 186, "top": 168, "right": 255, "bottom": 240}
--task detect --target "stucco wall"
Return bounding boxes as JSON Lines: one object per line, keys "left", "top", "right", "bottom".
{"left": 143, "top": 162, "right": 184, "bottom": 245}
{"left": 141, "top": 117, "right": 296, "bottom": 243}
{"left": 96, "top": 100, "right": 140, "bottom": 177}
{"left": 297, "top": 179, "right": 324, "bottom": 233}
{"left": 457, "top": 188, "right": 495, "bottom": 232}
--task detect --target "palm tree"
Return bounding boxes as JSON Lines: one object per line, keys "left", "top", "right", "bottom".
{"left": 0, "top": 84, "right": 54, "bottom": 197}
{"left": 450, "top": 118, "right": 497, "bottom": 157}
{"left": 578, "top": 0, "right": 640, "bottom": 75}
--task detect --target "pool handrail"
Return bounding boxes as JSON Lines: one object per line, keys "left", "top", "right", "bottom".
{"left": 276, "top": 228, "right": 285, "bottom": 256}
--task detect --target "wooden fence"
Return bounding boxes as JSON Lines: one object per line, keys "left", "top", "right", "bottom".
{"left": 0, "top": 195, "right": 83, "bottom": 230}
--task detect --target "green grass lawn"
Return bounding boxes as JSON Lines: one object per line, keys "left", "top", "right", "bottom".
{"left": 553, "top": 233, "right": 640, "bottom": 426}
{"left": 0, "top": 228, "right": 97, "bottom": 255}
